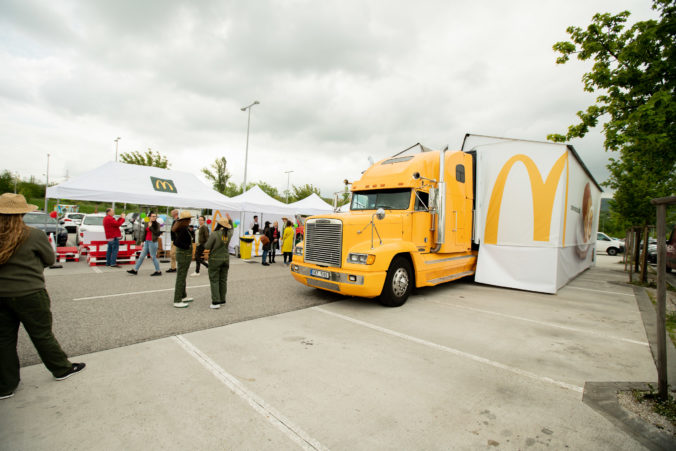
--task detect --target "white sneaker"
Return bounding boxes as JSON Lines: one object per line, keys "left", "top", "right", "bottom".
{"left": 190, "top": 272, "right": 200, "bottom": 277}
{"left": 173, "top": 302, "right": 189, "bottom": 308}
{"left": 210, "top": 304, "right": 221, "bottom": 309}
{"left": 182, "top": 297, "right": 194, "bottom": 303}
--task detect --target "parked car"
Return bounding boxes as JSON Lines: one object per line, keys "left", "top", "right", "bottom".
{"left": 23, "top": 211, "right": 68, "bottom": 246}
{"left": 595, "top": 232, "right": 624, "bottom": 256}
{"left": 668, "top": 227, "right": 676, "bottom": 273}
{"left": 78, "top": 213, "right": 106, "bottom": 246}
{"left": 61, "top": 212, "right": 85, "bottom": 233}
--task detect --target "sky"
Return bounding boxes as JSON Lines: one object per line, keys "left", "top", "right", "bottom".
{"left": 0, "top": 0, "right": 659, "bottom": 199}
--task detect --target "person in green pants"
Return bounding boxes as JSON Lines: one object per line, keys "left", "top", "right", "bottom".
{"left": 0, "top": 194, "right": 85, "bottom": 400}
{"left": 171, "top": 211, "right": 194, "bottom": 308}
{"left": 204, "top": 214, "right": 233, "bottom": 309}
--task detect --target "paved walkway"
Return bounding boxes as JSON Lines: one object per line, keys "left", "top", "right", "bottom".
{"left": 0, "top": 256, "right": 663, "bottom": 450}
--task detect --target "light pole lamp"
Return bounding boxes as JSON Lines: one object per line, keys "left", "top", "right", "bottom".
{"left": 240, "top": 100, "right": 260, "bottom": 192}
{"left": 284, "top": 170, "right": 294, "bottom": 203}
{"left": 114, "top": 136, "right": 121, "bottom": 162}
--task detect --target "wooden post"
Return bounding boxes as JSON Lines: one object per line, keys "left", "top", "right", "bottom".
{"left": 650, "top": 196, "right": 676, "bottom": 401}
{"left": 641, "top": 225, "right": 649, "bottom": 283}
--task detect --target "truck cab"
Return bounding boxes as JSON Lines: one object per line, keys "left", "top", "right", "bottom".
{"left": 290, "top": 146, "right": 477, "bottom": 306}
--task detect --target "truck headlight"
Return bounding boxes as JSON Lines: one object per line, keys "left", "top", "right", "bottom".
{"left": 293, "top": 245, "right": 304, "bottom": 256}
{"left": 347, "top": 253, "right": 375, "bottom": 265}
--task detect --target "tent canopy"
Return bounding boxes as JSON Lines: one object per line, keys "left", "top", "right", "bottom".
{"left": 229, "top": 185, "right": 296, "bottom": 216}
{"left": 46, "top": 161, "right": 239, "bottom": 210}
{"left": 288, "top": 193, "right": 334, "bottom": 215}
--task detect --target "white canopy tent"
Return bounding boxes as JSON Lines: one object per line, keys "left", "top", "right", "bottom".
{"left": 46, "top": 161, "right": 239, "bottom": 210}
{"left": 214, "top": 185, "right": 297, "bottom": 255}
{"left": 287, "top": 193, "right": 334, "bottom": 216}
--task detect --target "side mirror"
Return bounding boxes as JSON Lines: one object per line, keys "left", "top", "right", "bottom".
{"left": 376, "top": 208, "right": 385, "bottom": 220}
{"left": 429, "top": 188, "right": 438, "bottom": 210}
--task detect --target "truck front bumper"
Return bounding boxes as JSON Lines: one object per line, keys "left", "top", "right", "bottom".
{"left": 290, "top": 262, "right": 386, "bottom": 298}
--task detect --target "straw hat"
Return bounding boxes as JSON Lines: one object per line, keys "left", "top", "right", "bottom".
{"left": 0, "top": 193, "right": 39, "bottom": 214}
{"left": 216, "top": 216, "right": 232, "bottom": 229}
{"left": 179, "top": 211, "right": 192, "bottom": 220}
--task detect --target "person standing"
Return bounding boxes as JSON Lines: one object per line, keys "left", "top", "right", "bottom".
{"left": 103, "top": 207, "right": 126, "bottom": 267}
{"left": 191, "top": 216, "right": 209, "bottom": 277}
{"left": 282, "top": 220, "right": 294, "bottom": 265}
{"left": 261, "top": 221, "right": 271, "bottom": 266}
{"left": 171, "top": 211, "right": 194, "bottom": 308}
{"left": 0, "top": 194, "right": 85, "bottom": 400}
{"left": 204, "top": 214, "right": 233, "bottom": 309}
{"left": 270, "top": 221, "right": 280, "bottom": 264}
{"left": 250, "top": 215, "right": 260, "bottom": 235}
{"left": 166, "top": 209, "right": 179, "bottom": 273}
{"left": 126, "top": 212, "right": 162, "bottom": 276}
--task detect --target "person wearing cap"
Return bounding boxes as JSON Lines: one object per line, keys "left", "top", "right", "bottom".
{"left": 171, "top": 211, "right": 194, "bottom": 308}
{"left": 204, "top": 213, "right": 234, "bottom": 309}
{"left": 0, "top": 193, "right": 85, "bottom": 400}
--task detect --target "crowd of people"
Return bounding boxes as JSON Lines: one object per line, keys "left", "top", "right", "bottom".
{"left": 0, "top": 193, "right": 297, "bottom": 400}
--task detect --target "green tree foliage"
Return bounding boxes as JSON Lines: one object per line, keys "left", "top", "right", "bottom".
{"left": 255, "top": 181, "right": 283, "bottom": 201}
{"left": 119, "top": 148, "right": 171, "bottom": 168}
{"left": 291, "top": 184, "right": 321, "bottom": 203}
{"left": 0, "top": 170, "right": 15, "bottom": 194}
{"left": 548, "top": 0, "right": 675, "bottom": 225}
{"left": 201, "top": 157, "right": 231, "bottom": 194}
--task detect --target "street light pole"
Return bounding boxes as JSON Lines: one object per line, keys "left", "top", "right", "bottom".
{"left": 114, "top": 136, "right": 121, "bottom": 162}
{"left": 240, "top": 100, "right": 260, "bottom": 193}
{"left": 284, "top": 170, "right": 294, "bottom": 203}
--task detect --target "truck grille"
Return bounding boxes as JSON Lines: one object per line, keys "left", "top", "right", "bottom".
{"left": 305, "top": 219, "right": 342, "bottom": 267}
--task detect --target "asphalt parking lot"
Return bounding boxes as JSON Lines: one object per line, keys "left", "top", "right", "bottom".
{"left": 0, "top": 254, "right": 662, "bottom": 450}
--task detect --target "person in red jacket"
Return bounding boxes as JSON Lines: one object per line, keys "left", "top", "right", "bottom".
{"left": 103, "top": 208, "right": 126, "bottom": 267}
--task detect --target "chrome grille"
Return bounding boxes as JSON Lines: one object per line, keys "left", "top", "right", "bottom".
{"left": 305, "top": 219, "right": 342, "bottom": 267}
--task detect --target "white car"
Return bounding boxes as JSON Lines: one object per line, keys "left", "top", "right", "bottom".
{"left": 77, "top": 214, "right": 107, "bottom": 246}
{"left": 595, "top": 232, "right": 624, "bottom": 256}
{"left": 62, "top": 212, "right": 85, "bottom": 233}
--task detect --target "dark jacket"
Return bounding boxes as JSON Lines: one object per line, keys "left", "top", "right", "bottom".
{"left": 197, "top": 224, "right": 209, "bottom": 246}
{"left": 172, "top": 218, "right": 192, "bottom": 250}
{"left": 0, "top": 227, "right": 55, "bottom": 297}
{"left": 263, "top": 226, "right": 273, "bottom": 251}
{"left": 145, "top": 221, "right": 162, "bottom": 243}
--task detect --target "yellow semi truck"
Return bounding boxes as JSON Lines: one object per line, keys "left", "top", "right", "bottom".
{"left": 290, "top": 135, "right": 601, "bottom": 306}
{"left": 290, "top": 143, "right": 477, "bottom": 306}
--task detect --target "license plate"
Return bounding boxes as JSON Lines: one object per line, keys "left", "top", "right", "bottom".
{"left": 310, "top": 269, "right": 330, "bottom": 279}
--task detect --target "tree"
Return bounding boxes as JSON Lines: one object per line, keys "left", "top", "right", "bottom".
{"left": 202, "top": 157, "right": 231, "bottom": 194}
{"left": 120, "top": 148, "right": 171, "bottom": 168}
{"left": 548, "top": 0, "right": 675, "bottom": 225}
{"left": 291, "top": 184, "right": 321, "bottom": 203}
{"left": 0, "top": 170, "right": 14, "bottom": 194}
{"left": 255, "top": 181, "right": 283, "bottom": 201}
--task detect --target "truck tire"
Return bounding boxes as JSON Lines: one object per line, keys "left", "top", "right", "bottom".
{"left": 607, "top": 247, "right": 618, "bottom": 256}
{"left": 379, "top": 257, "right": 413, "bottom": 307}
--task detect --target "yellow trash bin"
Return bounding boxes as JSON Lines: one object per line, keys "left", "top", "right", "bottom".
{"left": 239, "top": 236, "right": 254, "bottom": 259}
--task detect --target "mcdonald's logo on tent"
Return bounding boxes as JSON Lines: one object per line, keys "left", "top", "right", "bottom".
{"left": 150, "top": 177, "right": 177, "bottom": 193}
{"left": 484, "top": 152, "right": 567, "bottom": 245}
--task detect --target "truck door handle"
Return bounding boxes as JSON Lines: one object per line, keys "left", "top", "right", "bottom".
{"left": 453, "top": 211, "right": 457, "bottom": 232}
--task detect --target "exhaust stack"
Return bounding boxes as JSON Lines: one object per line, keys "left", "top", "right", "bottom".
{"left": 431, "top": 147, "right": 447, "bottom": 252}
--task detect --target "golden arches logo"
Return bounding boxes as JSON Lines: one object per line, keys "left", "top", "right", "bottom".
{"left": 484, "top": 152, "right": 568, "bottom": 245}
{"left": 211, "top": 210, "right": 224, "bottom": 231}
{"left": 150, "top": 177, "right": 177, "bottom": 193}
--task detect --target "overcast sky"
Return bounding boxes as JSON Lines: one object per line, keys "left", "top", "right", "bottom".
{"left": 0, "top": 0, "right": 658, "bottom": 199}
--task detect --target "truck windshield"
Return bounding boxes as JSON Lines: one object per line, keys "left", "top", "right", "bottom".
{"left": 351, "top": 189, "right": 411, "bottom": 211}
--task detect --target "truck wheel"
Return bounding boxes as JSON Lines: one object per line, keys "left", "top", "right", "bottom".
{"left": 379, "top": 257, "right": 413, "bottom": 307}
{"left": 607, "top": 247, "right": 618, "bottom": 256}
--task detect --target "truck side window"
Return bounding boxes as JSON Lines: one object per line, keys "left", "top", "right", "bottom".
{"left": 414, "top": 191, "right": 429, "bottom": 211}
{"left": 456, "top": 164, "right": 465, "bottom": 183}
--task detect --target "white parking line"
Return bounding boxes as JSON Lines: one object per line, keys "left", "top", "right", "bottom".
{"left": 314, "top": 307, "right": 584, "bottom": 394}
{"left": 91, "top": 267, "right": 102, "bottom": 274}
{"left": 564, "top": 286, "right": 634, "bottom": 297}
{"left": 426, "top": 301, "right": 648, "bottom": 346}
{"left": 72, "top": 285, "right": 210, "bottom": 301}
{"left": 173, "top": 335, "right": 328, "bottom": 451}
